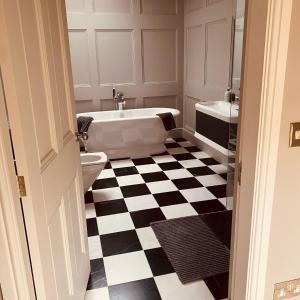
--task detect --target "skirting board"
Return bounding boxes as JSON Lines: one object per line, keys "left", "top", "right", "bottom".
{"left": 169, "top": 128, "right": 229, "bottom": 165}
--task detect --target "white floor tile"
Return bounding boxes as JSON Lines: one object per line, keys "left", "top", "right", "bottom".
{"left": 110, "top": 159, "right": 134, "bottom": 169}
{"left": 125, "top": 195, "right": 159, "bottom": 212}
{"left": 167, "top": 147, "right": 189, "bottom": 155}
{"left": 97, "top": 212, "right": 134, "bottom": 235}
{"left": 136, "top": 227, "right": 160, "bottom": 250}
{"left": 191, "top": 151, "right": 211, "bottom": 159}
{"left": 135, "top": 164, "right": 162, "bottom": 174}
{"left": 218, "top": 197, "right": 227, "bottom": 208}
{"left": 88, "top": 236, "right": 102, "bottom": 260}
{"left": 85, "top": 203, "right": 96, "bottom": 219}
{"left": 104, "top": 251, "right": 153, "bottom": 286}
{"left": 196, "top": 174, "right": 227, "bottom": 187}
{"left": 152, "top": 155, "right": 176, "bottom": 164}
{"left": 178, "top": 141, "right": 194, "bottom": 147}
{"left": 92, "top": 187, "right": 123, "bottom": 202}
{"left": 179, "top": 159, "right": 205, "bottom": 169}
{"left": 209, "top": 164, "right": 228, "bottom": 174}
{"left": 161, "top": 204, "right": 198, "bottom": 219}
{"left": 164, "top": 169, "right": 193, "bottom": 180}
{"left": 146, "top": 180, "right": 178, "bottom": 194}
{"left": 116, "top": 174, "right": 144, "bottom": 186}
{"left": 85, "top": 287, "right": 109, "bottom": 300}
{"left": 180, "top": 187, "right": 216, "bottom": 202}
{"left": 165, "top": 138, "right": 175, "bottom": 143}
{"left": 155, "top": 273, "right": 215, "bottom": 300}
{"left": 97, "top": 169, "right": 115, "bottom": 179}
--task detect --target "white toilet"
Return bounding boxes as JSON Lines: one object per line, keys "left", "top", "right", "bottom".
{"left": 80, "top": 152, "right": 108, "bottom": 193}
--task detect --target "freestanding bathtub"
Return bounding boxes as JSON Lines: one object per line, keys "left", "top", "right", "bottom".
{"left": 77, "top": 108, "right": 180, "bottom": 159}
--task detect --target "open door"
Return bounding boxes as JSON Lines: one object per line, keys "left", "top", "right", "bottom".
{"left": 0, "top": 0, "right": 90, "bottom": 299}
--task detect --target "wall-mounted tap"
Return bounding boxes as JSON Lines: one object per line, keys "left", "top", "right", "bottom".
{"left": 76, "top": 131, "right": 89, "bottom": 153}
{"left": 113, "top": 87, "right": 126, "bottom": 110}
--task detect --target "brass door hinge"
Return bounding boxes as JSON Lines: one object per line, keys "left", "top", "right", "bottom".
{"left": 17, "top": 176, "right": 27, "bottom": 197}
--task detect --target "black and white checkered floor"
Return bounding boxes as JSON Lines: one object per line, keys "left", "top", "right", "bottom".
{"left": 84, "top": 138, "right": 229, "bottom": 300}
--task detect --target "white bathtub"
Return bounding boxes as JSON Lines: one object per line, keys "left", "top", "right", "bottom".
{"left": 77, "top": 108, "right": 180, "bottom": 159}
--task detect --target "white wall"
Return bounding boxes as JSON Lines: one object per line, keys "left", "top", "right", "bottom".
{"left": 66, "top": 0, "right": 184, "bottom": 125}
{"left": 183, "top": 0, "right": 233, "bottom": 132}
{"left": 264, "top": 1, "right": 300, "bottom": 298}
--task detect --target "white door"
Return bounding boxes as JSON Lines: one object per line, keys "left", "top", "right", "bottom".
{"left": 0, "top": 0, "right": 90, "bottom": 299}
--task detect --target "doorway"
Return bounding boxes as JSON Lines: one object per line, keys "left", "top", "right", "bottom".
{"left": 65, "top": 1, "right": 246, "bottom": 299}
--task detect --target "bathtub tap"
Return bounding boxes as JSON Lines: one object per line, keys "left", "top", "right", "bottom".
{"left": 114, "top": 91, "right": 126, "bottom": 110}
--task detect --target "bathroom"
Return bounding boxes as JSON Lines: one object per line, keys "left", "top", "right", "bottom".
{"left": 66, "top": 0, "right": 245, "bottom": 299}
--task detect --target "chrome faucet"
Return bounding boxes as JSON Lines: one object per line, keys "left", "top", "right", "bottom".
{"left": 76, "top": 132, "right": 89, "bottom": 153}
{"left": 113, "top": 88, "right": 126, "bottom": 110}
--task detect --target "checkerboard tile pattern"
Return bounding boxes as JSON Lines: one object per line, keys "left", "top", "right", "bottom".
{"left": 85, "top": 138, "right": 229, "bottom": 300}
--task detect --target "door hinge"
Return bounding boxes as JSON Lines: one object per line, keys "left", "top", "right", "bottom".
{"left": 17, "top": 176, "right": 27, "bottom": 197}
{"left": 237, "top": 162, "right": 242, "bottom": 185}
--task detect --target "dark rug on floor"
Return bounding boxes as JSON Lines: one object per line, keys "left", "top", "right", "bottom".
{"left": 151, "top": 211, "right": 231, "bottom": 284}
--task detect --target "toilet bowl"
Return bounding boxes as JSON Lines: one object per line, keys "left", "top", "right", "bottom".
{"left": 80, "top": 152, "right": 108, "bottom": 193}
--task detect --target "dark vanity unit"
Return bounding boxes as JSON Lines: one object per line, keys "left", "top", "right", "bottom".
{"left": 195, "top": 102, "right": 238, "bottom": 153}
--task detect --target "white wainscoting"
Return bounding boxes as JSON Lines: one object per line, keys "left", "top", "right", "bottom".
{"left": 66, "top": 0, "right": 184, "bottom": 126}
{"left": 183, "top": 0, "right": 233, "bottom": 132}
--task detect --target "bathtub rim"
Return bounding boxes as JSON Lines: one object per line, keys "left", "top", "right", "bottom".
{"left": 77, "top": 107, "right": 180, "bottom": 124}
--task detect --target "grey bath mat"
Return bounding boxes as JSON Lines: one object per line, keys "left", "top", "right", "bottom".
{"left": 151, "top": 214, "right": 230, "bottom": 284}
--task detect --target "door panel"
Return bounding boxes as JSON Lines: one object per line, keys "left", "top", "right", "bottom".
{"left": 0, "top": 0, "right": 90, "bottom": 299}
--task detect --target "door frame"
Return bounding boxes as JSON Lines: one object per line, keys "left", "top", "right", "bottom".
{"left": 0, "top": 68, "right": 35, "bottom": 299}
{"left": 229, "top": 0, "right": 293, "bottom": 299}
{"left": 0, "top": 0, "right": 294, "bottom": 299}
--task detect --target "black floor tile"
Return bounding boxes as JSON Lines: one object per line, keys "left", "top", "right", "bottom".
{"left": 154, "top": 191, "right": 187, "bottom": 207}
{"left": 141, "top": 172, "right": 169, "bottom": 183}
{"left": 109, "top": 278, "right": 162, "bottom": 300}
{"left": 172, "top": 177, "right": 203, "bottom": 190}
{"left": 86, "top": 218, "right": 99, "bottom": 237}
{"left": 101, "top": 230, "right": 142, "bottom": 257}
{"left": 172, "top": 153, "right": 195, "bottom": 161}
{"left": 185, "top": 146, "right": 201, "bottom": 152}
{"left": 187, "top": 166, "right": 216, "bottom": 176}
{"left": 165, "top": 142, "right": 180, "bottom": 149}
{"left": 200, "top": 157, "right": 220, "bottom": 166}
{"left": 204, "top": 272, "right": 229, "bottom": 300}
{"left": 151, "top": 151, "right": 169, "bottom": 157}
{"left": 207, "top": 185, "right": 227, "bottom": 198}
{"left": 173, "top": 137, "right": 186, "bottom": 142}
{"left": 145, "top": 248, "right": 175, "bottom": 276}
{"left": 114, "top": 166, "right": 139, "bottom": 177}
{"left": 87, "top": 258, "right": 107, "bottom": 290}
{"left": 201, "top": 211, "right": 232, "bottom": 249}
{"left": 191, "top": 200, "right": 226, "bottom": 215}
{"left": 95, "top": 199, "right": 128, "bottom": 217}
{"left": 92, "top": 178, "right": 118, "bottom": 190}
{"left": 121, "top": 184, "right": 151, "bottom": 198}
{"left": 131, "top": 208, "right": 166, "bottom": 228}
{"left": 132, "top": 157, "right": 155, "bottom": 165}
{"left": 219, "top": 173, "right": 228, "bottom": 181}
{"left": 85, "top": 191, "right": 94, "bottom": 204}
{"left": 104, "top": 162, "right": 112, "bottom": 169}
{"left": 158, "top": 161, "right": 183, "bottom": 171}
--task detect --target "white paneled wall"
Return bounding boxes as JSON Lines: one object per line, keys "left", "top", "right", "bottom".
{"left": 183, "top": 0, "right": 233, "bottom": 132}
{"left": 66, "top": 0, "right": 184, "bottom": 125}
